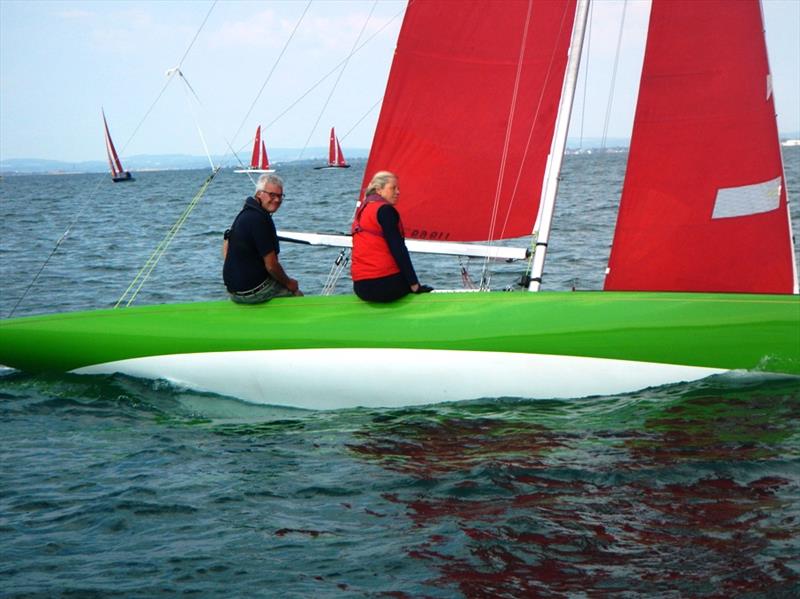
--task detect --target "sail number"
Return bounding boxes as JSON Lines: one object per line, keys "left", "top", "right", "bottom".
{"left": 409, "top": 230, "right": 450, "bottom": 241}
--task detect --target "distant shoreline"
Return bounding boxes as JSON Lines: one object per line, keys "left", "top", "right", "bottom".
{"left": 2, "top": 139, "right": 798, "bottom": 176}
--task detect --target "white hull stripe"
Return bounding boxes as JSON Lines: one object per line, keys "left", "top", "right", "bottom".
{"left": 72, "top": 348, "right": 726, "bottom": 410}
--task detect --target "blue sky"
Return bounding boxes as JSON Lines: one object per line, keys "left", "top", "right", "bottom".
{"left": 1, "top": 0, "right": 798, "bottom": 163}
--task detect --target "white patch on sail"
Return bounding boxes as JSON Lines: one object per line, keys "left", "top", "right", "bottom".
{"left": 766, "top": 73, "right": 773, "bottom": 100}
{"left": 711, "top": 176, "right": 781, "bottom": 219}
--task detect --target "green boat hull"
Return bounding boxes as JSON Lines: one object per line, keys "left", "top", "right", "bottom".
{"left": 1, "top": 291, "right": 798, "bottom": 408}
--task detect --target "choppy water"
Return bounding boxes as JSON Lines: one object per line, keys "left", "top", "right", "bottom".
{"left": 1, "top": 150, "right": 799, "bottom": 596}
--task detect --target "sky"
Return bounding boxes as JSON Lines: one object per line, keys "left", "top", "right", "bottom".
{"left": 1, "top": 0, "right": 798, "bottom": 163}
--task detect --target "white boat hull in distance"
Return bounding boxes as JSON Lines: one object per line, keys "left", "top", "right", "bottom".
{"left": 234, "top": 168, "right": 276, "bottom": 173}
{"left": 73, "top": 348, "right": 726, "bottom": 410}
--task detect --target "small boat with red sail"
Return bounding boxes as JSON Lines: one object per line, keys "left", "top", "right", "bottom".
{"left": 234, "top": 125, "right": 274, "bottom": 174}
{"left": 102, "top": 109, "right": 133, "bottom": 183}
{"left": 315, "top": 127, "right": 350, "bottom": 169}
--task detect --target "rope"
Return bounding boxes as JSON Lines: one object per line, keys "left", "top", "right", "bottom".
{"left": 479, "top": 0, "right": 535, "bottom": 290}
{"left": 297, "top": 0, "right": 378, "bottom": 160}
{"left": 115, "top": 168, "right": 220, "bottom": 308}
{"left": 459, "top": 257, "right": 477, "bottom": 289}
{"left": 321, "top": 249, "right": 350, "bottom": 295}
{"left": 498, "top": 0, "right": 573, "bottom": 240}
{"left": 7, "top": 228, "right": 74, "bottom": 318}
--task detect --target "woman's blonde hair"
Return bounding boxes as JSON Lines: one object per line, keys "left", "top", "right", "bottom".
{"left": 364, "top": 171, "right": 396, "bottom": 197}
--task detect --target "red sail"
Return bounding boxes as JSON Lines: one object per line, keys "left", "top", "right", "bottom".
{"left": 329, "top": 127, "right": 337, "bottom": 165}
{"left": 330, "top": 127, "right": 347, "bottom": 166}
{"left": 250, "top": 126, "right": 262, "bottom": 169}
{"left": 604, "top": 0, "right": 797, "bottom": 293}
{"left": 260, "top": 140, "right": 270, "bottom": 170}
{"left": 102, "top": 110, "right": 124, "bottom": 177}
{"left": 363, "top": 0, "right": 576, "bottom": 241}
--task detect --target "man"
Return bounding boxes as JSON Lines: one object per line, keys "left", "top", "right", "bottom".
{"left": 223, "top": 173, "right": 302, "bottom": 303}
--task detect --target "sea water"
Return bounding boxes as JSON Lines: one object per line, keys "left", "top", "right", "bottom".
{"left": 0, "top": 150, "right": 798, "bottom": 596}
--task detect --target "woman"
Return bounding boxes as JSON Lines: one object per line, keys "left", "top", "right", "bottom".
{"left": 351, "top": 171, "right": 432, "bottom": 302}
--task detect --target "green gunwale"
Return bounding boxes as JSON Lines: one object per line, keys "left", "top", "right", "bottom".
{"left": 1, "top": 291, "right": 798, "bottom": 375}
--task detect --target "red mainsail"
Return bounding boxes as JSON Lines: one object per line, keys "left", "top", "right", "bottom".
{"left": 102, "top": 109, "right": 125, "bottom": 177}
{"left": 363, "top": 0, "right": 577, "bottom": 242}
{"left": 250, "top": 126, "right": 262, "bottom": 169}
{"left": 604, "top": 0, "right": 796, "bottom": 293}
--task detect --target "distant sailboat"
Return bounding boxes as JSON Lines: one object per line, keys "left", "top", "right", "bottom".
{"left": 315, "top": 127, "right": 350, "bottom": 169}
{"left": 102, "top": 109, "right": 133, "bottom": 183}
{"left": 234, "top": 125, "right": 274, "bottom": 173}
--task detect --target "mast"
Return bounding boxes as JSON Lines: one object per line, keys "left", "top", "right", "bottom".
{"left": 527, "top": 0, "right": 590, "bottom": 291}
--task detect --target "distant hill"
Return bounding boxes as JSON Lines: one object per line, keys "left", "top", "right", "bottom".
{"left": 0, "top": 147, "right": 371, "bottom": 175}
{"left": 2, "top": 133, "right": 797, "bottom": 175}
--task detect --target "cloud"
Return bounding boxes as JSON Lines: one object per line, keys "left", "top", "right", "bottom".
{"left": 206, "top": 7, "right": 400, "bottom": 54}
{"left": 56, "top": 9, "right": 95, "bottom": 20}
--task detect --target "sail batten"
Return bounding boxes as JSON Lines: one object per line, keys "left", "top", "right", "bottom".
{"left": 363, "top": 0, "right": 577, "bottom": 242}
{"left": 604, "top": 0, "right": 797, "bottom": 294}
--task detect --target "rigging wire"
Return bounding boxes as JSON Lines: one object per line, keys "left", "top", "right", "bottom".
{"left": 122, "top": 1, "right": 218, "bottom": 158}
{"left": 115, "top": 168, "right": 221, "bottom": 308}
{"left": 340, "top": 98, "right": 381, "bottom": 143}
{"left": 577, "top": 1, "right": 594, "bottom": 150}
{"left": 7, "top": 229, "right": 72, "bottom": 318}
{"left": 515, "top": 2, "right": 575, "bottom": 284}
{"left": 256, "top": 6, "right": 405, "bottom": 143}
{"left": 478, "top": 0, "right": 535, "bottom": 290}
{"left": 297, "top": 0, "right": 378, "bottom": 160}
{"left": 267, "top": 3, "right": 405, "bottom": 296}
{"left": 6, "top": 4, "right": 218, "bottom": 319}
{"left": 498, "top": 0, "right": 573, "bottom": 241}
{"left": 229, "top": 0, "right": 313, "bottom": 156}
{"left": 174, "top": 69, "right": 216, "bottom": 170}
{"left": 477, "top": 1, "right": 572, "bottom": 290}
{"left": 601, "top": 0, "right": 628, "bottom": 149}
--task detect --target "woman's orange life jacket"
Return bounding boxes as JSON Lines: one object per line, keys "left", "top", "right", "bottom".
{"left": 351, "top": 196, "right": 404, "bottom": 281}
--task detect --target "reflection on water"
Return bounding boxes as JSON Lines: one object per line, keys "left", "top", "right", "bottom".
{"left": 348, "top": 378, "right": 800, "bottom": 596}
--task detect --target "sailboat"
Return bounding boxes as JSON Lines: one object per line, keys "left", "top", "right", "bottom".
{"left": 314, "top": 127, "right": 350, "bottom": 169}
{"left": 102, "top": 109, "right": 133, "bottom": 182}
{"left": 234, "top": 125, "right": 274, "bottom": 173}
{"left": 1, "top": 0, "right": 797, "bottom": 410}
